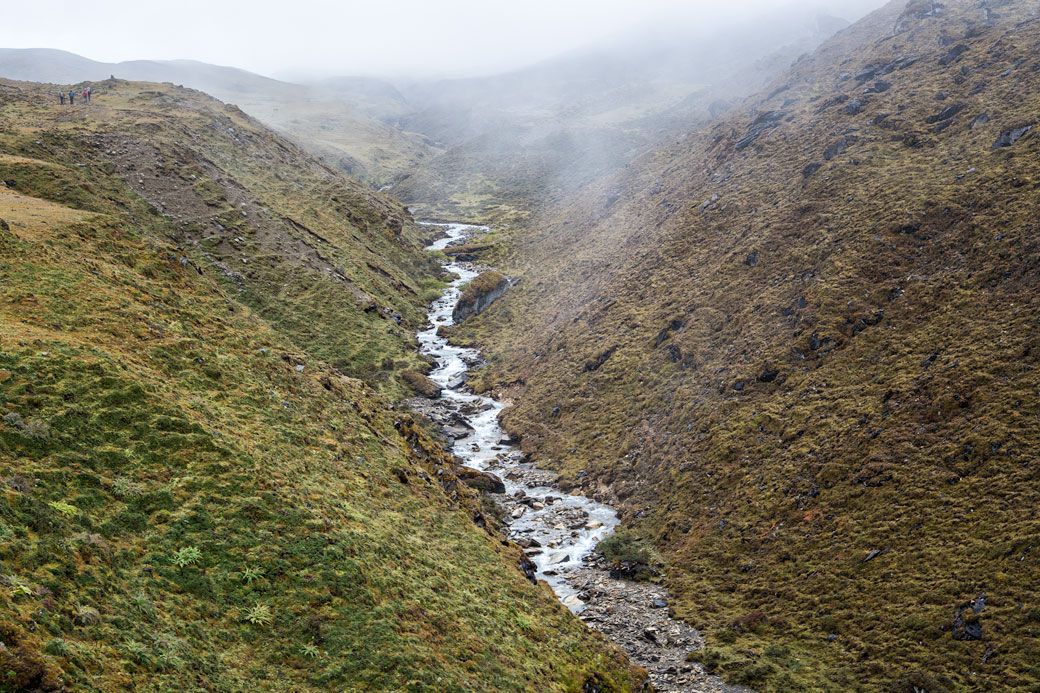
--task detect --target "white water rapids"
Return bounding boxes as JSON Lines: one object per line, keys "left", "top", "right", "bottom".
{"left": 419, "top": 223, "right": 620, "bottom": 611}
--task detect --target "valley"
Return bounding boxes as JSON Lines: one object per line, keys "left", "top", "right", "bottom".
{"left": 2, "top": 0, "right": 1039, "bottom": 691}
{"left": 415, "top": 223, "right": 752, "bottom": 692}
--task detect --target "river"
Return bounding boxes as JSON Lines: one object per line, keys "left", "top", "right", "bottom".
{"left": 416, "top": 222, "right": 749, "bottom": 692}
{"left": 419, "top": 222, "right": 619, "bottom": 611}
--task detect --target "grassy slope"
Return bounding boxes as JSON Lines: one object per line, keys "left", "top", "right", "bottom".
{"left": 0, "top": 80, "right": 642, "bottom": 691}
{"left": 221, "top": 91, "right": 439, "bottom": 190}
{"left": 451, "top": 1, "right": 1040, "bottom": 690}
{"left": 0, "top": 78, "right": 440, "bottom": 399}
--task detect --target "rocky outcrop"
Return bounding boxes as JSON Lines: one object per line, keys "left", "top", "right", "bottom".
{"left": 401, "top": 370, "right": 441, "bottom": 398}
{"left": 452, "top": 270, "right": 510, "bottom": 322}
{"left": 455, "top": 466, "right": 506, "bottom": 494}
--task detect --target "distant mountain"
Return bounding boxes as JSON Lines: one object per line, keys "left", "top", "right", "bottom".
{"left": 0, "top": 48, "right": 436, "bottom": 186}
{"left": 391, "top": 8, "right": 855, "bottom": 221}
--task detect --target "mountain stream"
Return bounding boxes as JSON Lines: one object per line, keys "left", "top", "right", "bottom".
{"left": 415, "top": 223, "right": 749, "bottom": 693}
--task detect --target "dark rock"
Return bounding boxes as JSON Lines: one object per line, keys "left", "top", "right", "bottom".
{"left": 751, "top": 109, "right": 788, "bottom": 126}
{"left": 732, "top": 380, "right": 746, "bottom": 392}
{"left": 815, "top": 94, "right": 849, "bottom": 114}
{"left": 863, "top": 549, "right": 882, "bottom": 562}
{"left": 745, "top": 250, "right": 759, "bottom": 267}
{"left": 992, "top": 123, "right": 1034, "bottom": 149}
{"left": 926, "top": 102, "right": 966, "bottom": 124}
{"left": 802, "top": 162, "right": 823, "bottom": 178}
{"left": 809, "top": 332, "right": 836, "bottom": 351}
{"left": 824, "top": 135, "right": 859, "bottom": 160}
{"left": 518, "top": 555, "right": 538, "bottom": 584}
{"left": 934, "top": 118, "right": 956, "bottom": 134}
{"left": 854, "top": 65, "right": 880, "bottom": 83}
{"left": 758, "top": 369, "right": 780, "bottom": 383}
{"left": 654, "top": 319, "right": 684, "bottom": 346}
{"left": 609, "top": 560, "right": 657, "bottom": 581}
{"left": 955, "top": 620, "right": 983, "bottom": 640}
{"left": 935, "top": 91, "right": 948, "bottom": 100}
{"left": 968, "top": 81, "right": 988, "bottom": 95}
{"left": 796, "top": 296, "right": 808, "bottom": 309}
{"left": 0, "top": 218, "right": 8, "bottom": 231}
{"left": 442, "top": 423, "right": 474, "bottom": 440}
{"left": 734, "top": 132, "right": 759, "bottom": 151}
{"left": 864, "top": 80, "right": 891, "bottom": 93}
{"left": 734, "top": 132, "right": 761, "bottom": 151}
{"left": 938, "top": 45, "right": 969, "bottom": 66}
{"left": 845, "top": 98, "right": 864, "bottom": 115}
{"left": 665, "top": 344, "right": 682, "bottom": 363}
{"left": 971, "top": 113, "right": 990, "bottom": 128}
{"left": 584, "top": 345, "right": 617, "bottom": 372}
{"left": 651, "top": 597, "right": 668, "bottom": 609}
{"left": 734, "top": 111, "right": 786, "bottom": 151}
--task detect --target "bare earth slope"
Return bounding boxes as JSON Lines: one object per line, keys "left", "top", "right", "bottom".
{"left": 453, "top": 1, "right": 1040, "bottom": 689}
{"left": 0, "top": 79, "right": 643, "bottom": 692}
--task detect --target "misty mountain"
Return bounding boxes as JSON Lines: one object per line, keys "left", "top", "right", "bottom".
{"left": 401, "top": 9, "right": 850, "bottom": 145}
{"left": 0, "top": 48, "right": 436, "bottom": 186}
{"left": 391, "top": 8, "right": 854, "bottom": 221}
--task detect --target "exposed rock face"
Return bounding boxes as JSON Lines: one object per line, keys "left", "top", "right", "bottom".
{"left": 452, "top": 270, "right": 510, "bottom": 322}
{"left": 992, "top": 123, "right": 1034, "bottom": 148}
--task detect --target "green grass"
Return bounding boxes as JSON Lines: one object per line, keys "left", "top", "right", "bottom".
{"left": 0, "top": 78, "right": 644, "bottom": 692}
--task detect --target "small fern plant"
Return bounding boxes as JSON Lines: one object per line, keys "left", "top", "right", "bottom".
{"left": 242, "top": 602, "right": 273, "bottom": 626}
{"left": 171, "top": 546, "right": 201, "bottom": 568}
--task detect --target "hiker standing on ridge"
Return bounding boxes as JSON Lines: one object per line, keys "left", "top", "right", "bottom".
{"left": 68, "top": 90, "right": 74, "bottom": 105}
{"left": 86, "top": 87, "right": 91, "bottom": 102}
{"left": 59, "top": 92, "right": 65, "bottom": 105}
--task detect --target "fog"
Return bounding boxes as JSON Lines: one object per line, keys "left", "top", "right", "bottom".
{"left": 4, "top": 0, "right": 888, "bottom": 80}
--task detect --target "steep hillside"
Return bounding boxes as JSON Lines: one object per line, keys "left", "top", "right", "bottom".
{"left": 0, "top": 79, "right": 643, "bottom": 691}
{"left": 0, "top": 76, "right": 438, "bottom": 397}
{"left": 453, "top": 0, "right": 1040, "bottom": 689}
{"left": 0, "top": 49, "right": 437, "bottom": 187}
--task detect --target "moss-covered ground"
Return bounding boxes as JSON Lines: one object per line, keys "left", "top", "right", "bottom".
{"left": 449, "top": 1, "right": 1040, "bottom": 690}
{"left": 0, "top": 79, "right": 644, "bottom": 691}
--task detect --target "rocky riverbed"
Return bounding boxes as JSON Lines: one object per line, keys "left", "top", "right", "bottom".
{"left": 408, "top": 223, "right": 749, "bottom": 693}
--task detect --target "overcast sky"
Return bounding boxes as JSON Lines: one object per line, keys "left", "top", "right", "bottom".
{"left": 0, "top": 0, "right": 888, "bottom": 79}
